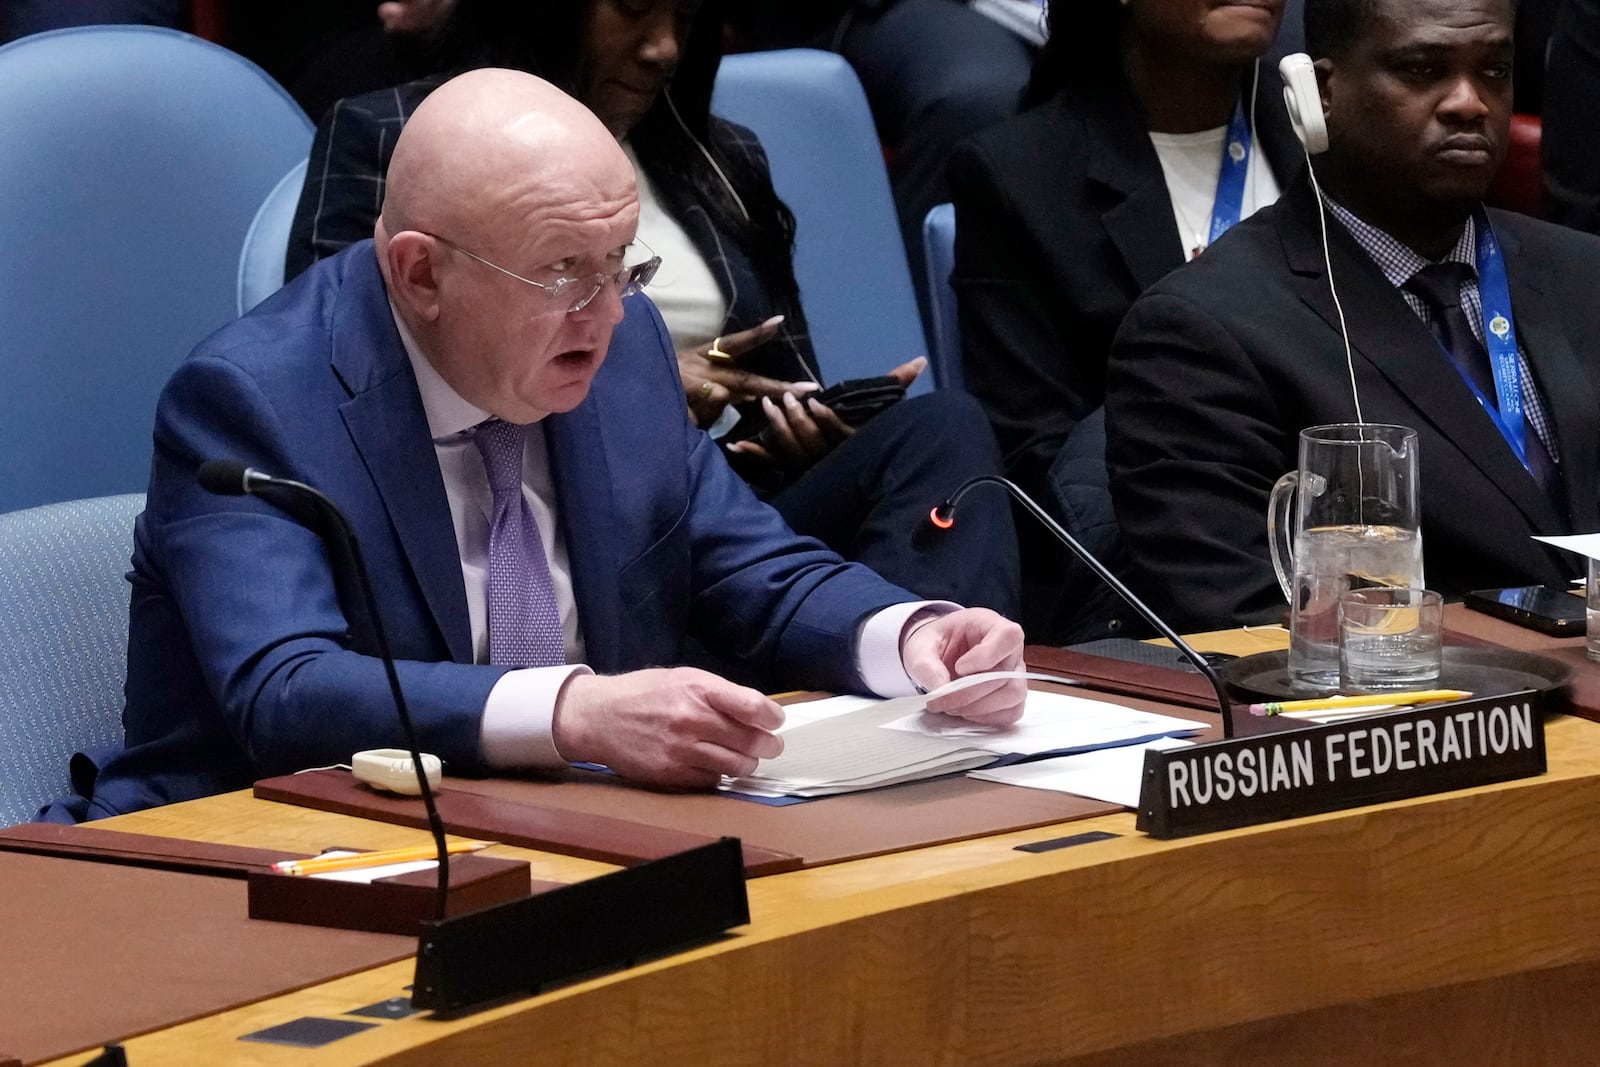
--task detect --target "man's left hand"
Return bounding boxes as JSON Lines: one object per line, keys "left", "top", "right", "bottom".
{"left": 901, "top": 608, "right": 1026, "bottom": 725}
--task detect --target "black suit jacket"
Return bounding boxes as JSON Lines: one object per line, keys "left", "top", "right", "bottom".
{"left": 947, "top": 71, "right": 1303, "bottom": 501}
{"left": 1106, "top": 178, "right": 1600, "bottom": 632}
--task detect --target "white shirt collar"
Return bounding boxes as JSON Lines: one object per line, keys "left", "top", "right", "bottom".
{"left": 390, "top": 302, "right": 493, "bottom": 441}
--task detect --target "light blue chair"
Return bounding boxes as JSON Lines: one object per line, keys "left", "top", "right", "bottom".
{"left": 237, "top": 159, "right": 309, "bottom": 315}
{"left": 0, "top": 494, "right": 144, "bottom": 827}
{"left": 712, "top": 49, "right": 930, "bottom": 394}
{"left": 0, "top": 26, "right": 312, "bottom": 514}
{"left": 921, "top": 203, "right": 963, "bottom": 391}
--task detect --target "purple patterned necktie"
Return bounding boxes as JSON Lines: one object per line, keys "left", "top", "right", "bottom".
{"left": 471, "top": 419, "right": 564, "bottom": 667}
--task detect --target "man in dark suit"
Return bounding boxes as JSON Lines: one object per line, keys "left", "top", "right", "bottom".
{"left": 1106, "top": 0, "right": 1600, "bottom": 633}
{"left": 49, "top": 69, "right": 1024, "bottom": 821}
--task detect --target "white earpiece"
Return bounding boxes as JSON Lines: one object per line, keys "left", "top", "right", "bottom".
{"left": 1279, "top": 53, "right": 1329, "bottom": 155}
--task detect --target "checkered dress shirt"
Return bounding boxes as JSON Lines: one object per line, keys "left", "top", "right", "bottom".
{"left": 1325, "top": 199, "right": 1559, "bottom": 461}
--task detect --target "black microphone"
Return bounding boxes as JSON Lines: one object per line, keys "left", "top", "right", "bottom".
{"left": 931, "top": 475, "right": 1237, "bottom": 738}
{"left": 197, "top": 459, "right": 453, "bottom": 918}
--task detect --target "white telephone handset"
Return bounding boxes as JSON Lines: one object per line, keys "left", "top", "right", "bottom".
{"left": 1279, "top": 53, "right": 1329, "bottom": 154}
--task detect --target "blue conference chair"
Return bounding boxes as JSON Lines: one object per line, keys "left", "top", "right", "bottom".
{"left": 237, "top": 159, "right": 309, "bottom": 315}
{"left": 0, "top": 26, "right": 312, "bottom": 513}
{"left": 712, "top": 49, "right": 931, "bottom": 394}
{"left": 921, "top": 203, "right": 963, "bottom": 391}
{"left": 0, "top": 494, "right": 144, "bottom": 827}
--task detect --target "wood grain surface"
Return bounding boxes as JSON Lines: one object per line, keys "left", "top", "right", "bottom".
{"left": 35, "top": 713, "right": 1600, "bottom": 1066}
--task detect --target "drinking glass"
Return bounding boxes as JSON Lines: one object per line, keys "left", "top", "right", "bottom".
{"left": 1338, "top": 588, "right": 1443, "bottom": 693}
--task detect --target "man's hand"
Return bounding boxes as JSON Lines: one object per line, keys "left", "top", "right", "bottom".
{"left": 901, "top": 609, "right": 1026, "bottom": 725}
{"left": 552, "top": 668, "right": 785, "bottom": 788}
{"left": 679, "top": 316, "right": 815, "bottom": 427}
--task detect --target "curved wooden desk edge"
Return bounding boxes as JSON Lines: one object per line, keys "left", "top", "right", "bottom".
{"left": 45, "top": 712, "right": 1600, "bottom": 1066}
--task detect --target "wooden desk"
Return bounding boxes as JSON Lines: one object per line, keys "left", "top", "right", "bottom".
{"left": 37, "top": 635, "right": 1600, "bottom": 1066}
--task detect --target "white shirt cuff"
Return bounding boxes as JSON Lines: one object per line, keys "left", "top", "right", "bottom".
{"left": 479, "top": 664, "right": 594, "bottom": 770}
{"left": 855, "top": 600, "right": 960, "bottom": 697}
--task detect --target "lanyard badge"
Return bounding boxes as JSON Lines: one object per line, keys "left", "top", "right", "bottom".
{"left": 1204, "top": 104, "right": 1254, "bottom": 250}
{"left": 1469, "top": 212, "right": 1528, "bottom": 468}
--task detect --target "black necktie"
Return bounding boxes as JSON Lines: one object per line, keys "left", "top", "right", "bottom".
{"left": 1403, "top": 262, "right": 1563, "bottom": 505}
{"left": 1405, "top": 262, "right": 1495, "bottom": 397}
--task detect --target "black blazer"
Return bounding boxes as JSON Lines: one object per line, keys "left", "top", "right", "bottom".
{"left": 1106, "top": 178, "right": 1600, "bottom": 632}
{"left": 947, "top": 71, "right": 1303, "bottom": 501}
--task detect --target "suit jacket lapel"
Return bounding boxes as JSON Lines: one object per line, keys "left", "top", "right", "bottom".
{"left": 331, "top": 251, "right": 474, "bottom": 662}
{"left": 544, "top": 392, "right": 623, "bottom": 673}
{"left": 1079, "top": 86, "right": 1188, "bottom": 292}
{"left": 1279, "top": 183, "right": 1562, "bottom": 531}
{"left": 1085, "top": 70, "right": 1302, "bottom": 293}
{"left": 1494, "top": 214, "right": 1600, "bottom": 530}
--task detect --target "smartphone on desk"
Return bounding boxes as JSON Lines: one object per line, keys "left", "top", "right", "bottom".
{"left": 1463, "top": 585, "right": 1587, "bottom": 636}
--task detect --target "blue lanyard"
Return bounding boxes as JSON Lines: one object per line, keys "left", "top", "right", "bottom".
{"left": 1207, "top": 103, "right": 1253, "bottom": 244}
{"left": 1460, "top": 211, "right": 1528, "bottom": 468}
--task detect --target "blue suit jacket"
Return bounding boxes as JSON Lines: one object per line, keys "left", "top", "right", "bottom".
{"left": 61, "top": 244, "right": 912, "bottom": 820}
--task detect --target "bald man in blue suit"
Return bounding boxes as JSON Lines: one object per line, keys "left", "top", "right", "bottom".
{"left": 49, "top": 69, "right": 1025, "bottom": 821}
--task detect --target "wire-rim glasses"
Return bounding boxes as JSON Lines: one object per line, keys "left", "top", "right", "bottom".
{"left": 425, "top": 232, "right": 660, "bottom": 313}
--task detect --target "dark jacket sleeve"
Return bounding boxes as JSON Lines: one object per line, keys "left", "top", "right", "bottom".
{"left": 1543, "top": 0, "right": 1600, "bottom": 234}
{"left": 285, "top": 93, "right": 402, "bottom": 281}
{"left": 1105, "top": 289, "right": 1294, "bottom": 632}
{"left": 697, "top": 117, "right": 823, "bottom": 385}
{"left": 947, "top": 134, "right": 1114, "bottom": 499}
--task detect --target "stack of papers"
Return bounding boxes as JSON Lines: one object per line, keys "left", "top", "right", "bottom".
{"left": 724, "top": 676, "right": 1204, "bottom": 798}
{"left": 969, "top": 737, "right": 1194, "bottom": 808}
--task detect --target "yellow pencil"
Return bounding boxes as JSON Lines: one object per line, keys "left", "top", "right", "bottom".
{"left": 1248, "top": 689, "right": 1473, "bottom": 717}
{"left": 273, "top": 839, "right": 495, "bottom": 876}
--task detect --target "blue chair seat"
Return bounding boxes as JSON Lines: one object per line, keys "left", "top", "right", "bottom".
{"left": 712, "top": 49, "right": 930, "bottom": 392}
{"left": 0, "top": 494, "right": 144, "bottom": 826}
{"left": 0, "top": 27, "right": 311, "bottom": 513}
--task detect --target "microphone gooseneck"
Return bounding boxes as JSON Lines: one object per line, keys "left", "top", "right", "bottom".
{"left": 198, "top": 460, "right": 454, "bottom": 919}
{"left": 932, "top": 475, "right": 1236, "bottom": 738}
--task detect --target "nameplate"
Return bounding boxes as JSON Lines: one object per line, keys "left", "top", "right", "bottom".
{"left": 1135, "top": 692, "right": 1546, "bottom": 839}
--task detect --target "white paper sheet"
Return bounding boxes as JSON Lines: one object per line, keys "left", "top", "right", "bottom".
{"left": 1534, "top": 532, "right": 1600, "bottom": 562}
{"left": 968, "top": 737, "right": 1195, "bottom": 808}
{"left": 725, "top": 676, "right": 1205, "bottom": 798}
{"left": 882, "top": 689, "right": 1204, "bottom": 755}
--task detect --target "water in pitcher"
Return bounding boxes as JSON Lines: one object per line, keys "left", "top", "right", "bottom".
{"left": 1286, "top": 524, "right": 1424, "bottom": 689}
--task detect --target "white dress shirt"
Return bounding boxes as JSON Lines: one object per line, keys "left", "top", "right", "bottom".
{"left": 391, "top": 308, "right": 942, "bottom": 770}
{"left": 624, "top": 141, "right": 728, "bottom": 351}
{"left": 1148, "top": 123, "right": 1280, "bottom": 261}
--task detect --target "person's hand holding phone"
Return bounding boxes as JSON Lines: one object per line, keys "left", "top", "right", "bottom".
{"left": 727, "top": 356, "right": 927, "bottom": 470}
{"left": 677, "top": 316, "right": 816, "bottom": 428}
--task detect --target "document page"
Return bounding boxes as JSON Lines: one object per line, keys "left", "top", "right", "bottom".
{"left": 969, "top": 737, "right": 1194, "bottom": 808}
{"left": 724, "top": 676, "right": 1205, "bottom": 799}
{"left": 882, "top": 689, "right": 1204, "bottom": 756}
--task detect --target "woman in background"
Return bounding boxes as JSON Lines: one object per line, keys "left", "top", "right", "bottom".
{"left": 286, "top": 0, "right": 1020, "bottom": 618}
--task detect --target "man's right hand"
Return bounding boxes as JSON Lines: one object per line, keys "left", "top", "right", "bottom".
{"left": 552, "top": 668, "right": 785, "bottom": 788}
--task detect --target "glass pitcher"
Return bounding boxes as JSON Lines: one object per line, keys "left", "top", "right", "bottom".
{"left": 1268, "top": 424, "right": 1424, "bottom": 691}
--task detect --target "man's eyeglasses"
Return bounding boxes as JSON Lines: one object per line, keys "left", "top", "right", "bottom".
{"left": 426, "top": 233, "right": 661, "bottom": 313}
